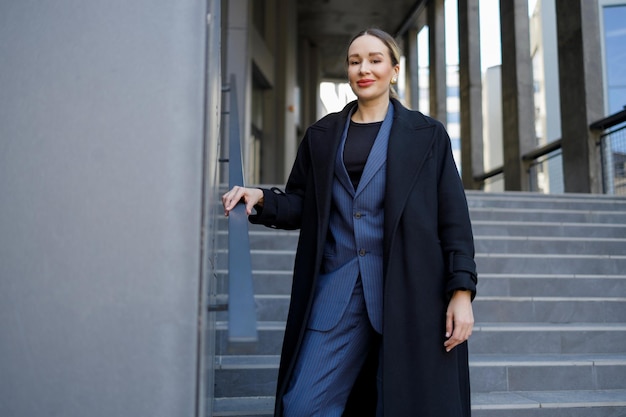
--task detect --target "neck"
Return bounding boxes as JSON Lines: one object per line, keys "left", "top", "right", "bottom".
{"left": 352, "top": 97, "right": 391, "bottom": 123}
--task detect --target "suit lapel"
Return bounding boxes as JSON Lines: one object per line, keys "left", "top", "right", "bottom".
{"left": 355, "top": 104, "right": 394, "bottom": 198}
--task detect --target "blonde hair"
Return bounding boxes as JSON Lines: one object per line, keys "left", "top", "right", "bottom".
{"left": 346, "top": 28, "right": 402, "bottom": 99}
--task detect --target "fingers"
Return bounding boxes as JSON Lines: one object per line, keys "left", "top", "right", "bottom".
{"left": 444, "top": 290, "right": 474, "bottom": 352}
{"left": 444, "top": 318, "right": 473, "bottom": 352}
{"left": 221, "top": 186, "right": 262, "bottom": 216}
{"left": 245, "top": 199, "right": 256, "bottom": 216}
{"left": 222, "top": 186, "right": 245, "bottom": 216}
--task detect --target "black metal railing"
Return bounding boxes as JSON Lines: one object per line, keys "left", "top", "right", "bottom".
{"left": 592, "top": 106, "right": 626, "bottom": 196}
{"left": 473, "top": 141, "right": 564, "bottom": 193}
{"left": 218, "top": 75, "right": 257, "bottom": 343}
{"left": 473, "top": 106, "right": 626, "bottom": 194}
{"left": 523, "top": 139, "right": 563, "bottom": 193}
{"left": 598, "top": 124, "right": 626, "bottom": 196}
{"left": 474, "top": 166, "right": 504, "bottom": 191}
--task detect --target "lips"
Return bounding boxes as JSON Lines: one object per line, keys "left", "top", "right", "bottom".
{"left": 357, "top": 79, "right": 375, "bottom": 87}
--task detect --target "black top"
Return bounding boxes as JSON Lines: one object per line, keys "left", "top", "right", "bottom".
{"left": 343, "top": 120, "right": 382, "bottom": 190}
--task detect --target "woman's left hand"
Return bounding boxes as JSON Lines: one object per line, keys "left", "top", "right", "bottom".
{"left": 444, "top": 290, "right": 474, "bottom": 352}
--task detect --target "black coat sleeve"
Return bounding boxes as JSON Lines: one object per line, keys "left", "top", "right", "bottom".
{"left": 434, "top": 123, "right": 478, "bottom": 299}
{"left": 249, "top": 131, "right": 312, "bottom": 230}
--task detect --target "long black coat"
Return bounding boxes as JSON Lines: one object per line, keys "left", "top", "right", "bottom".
{"left": 250, "top": 98, "right": 477, "bottom": 416}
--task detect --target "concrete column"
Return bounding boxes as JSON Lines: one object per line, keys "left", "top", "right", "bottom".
{"left": 225, "top": 0, "right": 252, "bottom": 183}
{"left": 404, "top": 29, "right": 420, "bottom": 110}
{"left": 298, "top": 38, "right": 321, "bottom": 131}
{"left": 458, "top": 0, "right": 484, "bottom": 189}
{"left": 482, "top": 67, "right": 504, "bottom": 192}
{"left": 499, "top": 0, "right": 536, "bottom": 191}
{"left": 555, "top": 0, "right": 603, "bottom": 193}
{"left": 0, "top": 0, "right": 208, "bottom": 415}
{"left": 274, "top": 0, "right": 298, "bottom": 184}
{"left": 258, "top": 0, "right": 278, "bottom": 185}
{"left": 428, "top": 0, "right": 447, "bottom": 123}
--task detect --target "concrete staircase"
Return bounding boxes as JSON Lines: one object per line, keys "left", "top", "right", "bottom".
{"left": 212, "top": 191, "right": 626, "bottom": 416}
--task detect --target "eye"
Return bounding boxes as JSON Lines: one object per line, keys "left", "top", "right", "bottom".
{"left": 349, "top": 60, "right": 360, "bottom": 66}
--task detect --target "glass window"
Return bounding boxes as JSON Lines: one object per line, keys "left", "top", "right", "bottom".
{"left": 603, "top": 4, "right": 626, "bottom": 114}
{"left": 447, "top": 86, "right": 460, "bottom": 97}
{"left": 447, "top": 111, "right": 460, "bottom": 124}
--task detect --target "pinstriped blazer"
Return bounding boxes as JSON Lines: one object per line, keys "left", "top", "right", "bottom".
{"left": 307, "top": 105, "right": 393, "bottom": 334}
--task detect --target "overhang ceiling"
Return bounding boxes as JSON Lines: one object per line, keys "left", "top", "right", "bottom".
{"left": 297, "top": 0, "right": 427, "bottom": 80}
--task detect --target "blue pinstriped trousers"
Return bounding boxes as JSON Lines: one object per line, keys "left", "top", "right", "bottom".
{"left": 282, "top": 277, "right": 383, "bottom": 417}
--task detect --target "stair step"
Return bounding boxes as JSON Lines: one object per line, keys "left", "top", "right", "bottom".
{"left": 471, "top": 220, "right": 626, "bottom": 238}
{"left": 222, "top": 233, "right": 626, "bottom": 255}
{"left": 474, "top": 236, "right": 626, "bottom": 255}
{"left": 465, "top": 191, "right": 626, "bottom": 211}
{"left": 469, "top": 207, "right": 626, "bottom": 223}
{"left": 475, "top": 253, "right": 626, "bottom": 275}
{"left": 214, "top": 354, "right": 626, "bottom": 397}
{"left": 478, "top": 274, "right": 626, "bottom": 297}
{"left": 217, "top": 249, "right": 296, "bottom": 270}
{"left": 472, "top": 296, "right": 626, "bottom": 323}
{"left": 212, "top": 396, "right": 274, "bottom": 417}
{"left": 219, "top": 222, "right": 626, "bottom": 246}
{"left": 214, "top": 294, "right": 626, "bottom": 324}
{"left": 217, "top": 230, "right": 300, "bottom": 251}
{"left": 216, "top": 321, "right": 285, "bottom": 356}
{"left": 470, "top": 353, "right": 626, "bottom": 392}
{"left": 216, "top": 270, "right": 293, "bottom": 295}
{"left": 212, "top": 390, "right": 626, "bottom": 417}
{"left": 216, "top": 272, "right": 626, "bottom": 297}
{"left": 214, "top": 356, "right": 279, "bottom": 398}
{"left": 215, "top": 321, "right": 626, "bottom": 356}
{"left": 217, "top": 251, "right": 626, "bottom": 273}
{"left": 215, "top": 295, "right": 289, "bottom": 323}
{"left": 472, "top": 389, "right": 626, "bottom": 416}
{"left": 470, "top": 323, "right": 626, "bottom": 355}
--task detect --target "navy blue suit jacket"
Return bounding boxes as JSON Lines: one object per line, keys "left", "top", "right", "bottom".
{"left": 308, "top": 105, "right": 392, "bottom": 334}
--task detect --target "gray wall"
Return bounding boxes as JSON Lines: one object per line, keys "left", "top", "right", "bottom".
{"left": 0, "top": 1, "right": 209, "bottom": 416}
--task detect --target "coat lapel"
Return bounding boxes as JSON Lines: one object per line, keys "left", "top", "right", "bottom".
{"left": 384, "top": 101, "right": 438, "bottom": 258}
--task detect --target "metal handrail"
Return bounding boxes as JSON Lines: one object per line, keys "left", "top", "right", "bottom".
{"left": 590, "top": 106, "right": 626, "bottom": 131}
{"left": 474, "top": 107, "right": 626, "bottom": 188}
{"left": 473, "top": 166, "right": 504, "bottom": 183}
{"left": 598, "top": 123, "right": 626, "bottom": 195}
{"left": 223, "top": 75, "right": 257, "bottom": 343}
{"left": 522, "top": 139, "right": 563, "bottom": 162}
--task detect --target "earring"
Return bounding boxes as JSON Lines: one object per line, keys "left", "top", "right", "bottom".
{"left": 391, "top": 77, "right": 397, "bottom": 84}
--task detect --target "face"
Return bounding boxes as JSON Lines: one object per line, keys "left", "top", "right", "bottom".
{"left": 347, "top": 34, "right": 399, "bottom": 102}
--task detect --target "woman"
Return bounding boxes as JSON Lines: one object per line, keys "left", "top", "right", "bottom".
{"left": 222, "top": 28, "right": 477, "bottom": 417}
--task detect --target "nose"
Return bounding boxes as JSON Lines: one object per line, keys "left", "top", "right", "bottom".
{"left": 359, "top": 61, "right": 371, "bottom": 74}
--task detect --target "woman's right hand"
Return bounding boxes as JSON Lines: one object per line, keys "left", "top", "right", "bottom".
{"left": 222, "top": 186, "right": 264, "bottom": 217}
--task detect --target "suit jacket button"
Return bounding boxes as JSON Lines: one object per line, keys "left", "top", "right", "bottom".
{"left": 354, "top": 212, "right": 362, "bottom": 219}
{"left": 359, "top": 249, "right": 366, "bottom": 256}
